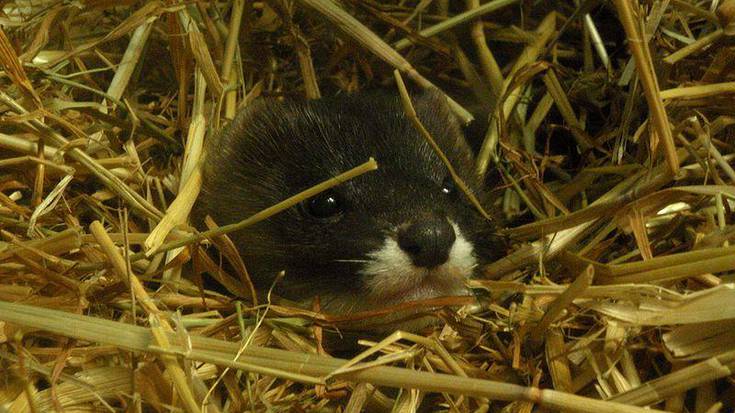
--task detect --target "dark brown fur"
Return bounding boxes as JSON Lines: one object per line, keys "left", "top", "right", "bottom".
{"left": 194, "top": 90, "right": 504, "bottom": 307}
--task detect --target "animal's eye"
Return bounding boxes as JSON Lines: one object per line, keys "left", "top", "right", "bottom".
{"left": 304, "top": 190, "right": 343, "bottom": 219}
{"left": 441, "top": 176, "right": 457, "bottom": 196}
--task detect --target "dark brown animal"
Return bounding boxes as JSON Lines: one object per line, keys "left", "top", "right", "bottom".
{"left": 194, "top": 90, "right": 504, "bottom": 330}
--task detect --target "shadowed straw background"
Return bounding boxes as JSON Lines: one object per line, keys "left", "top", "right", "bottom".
{"left": 0, "top": 0, "right": 734, "bottom": 412}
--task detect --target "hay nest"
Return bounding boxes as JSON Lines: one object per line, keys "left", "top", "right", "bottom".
{"left": 1, "top": 0, "right": 734, "bottom": 412}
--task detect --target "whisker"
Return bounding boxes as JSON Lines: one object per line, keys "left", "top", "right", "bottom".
{"left": 362, "top": 267, "right": 393, "bottom": 274}
{"left": 333, "top": 259, "right": 370, "bottom": 263}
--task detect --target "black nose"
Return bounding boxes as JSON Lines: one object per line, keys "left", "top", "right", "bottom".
{"left": 397, "top": 216, "right": 456, "bottom": 268}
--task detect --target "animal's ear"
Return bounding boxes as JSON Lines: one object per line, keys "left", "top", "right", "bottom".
{"left": 411, "top": 88, "right": 457, "bottom": 124}
{"left": 228, "top": 97, "right": 288, "bottom": 129}
{"left": 214, "top": 96, "right": 305, "bottom": 144}
{"left": 205, "top": 97, "right": 295, "bottom": 166}
{"left": 409, "top": 88, "right": 469, "bottom": 147}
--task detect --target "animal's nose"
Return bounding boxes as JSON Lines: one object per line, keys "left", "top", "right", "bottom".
{"left": 397, "top": 216, "right": 456, "bottom": 268}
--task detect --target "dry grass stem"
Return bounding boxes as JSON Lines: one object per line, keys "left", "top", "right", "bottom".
{"left": 143, "top": 157, "right": 378, "bottom": 257}
{"left": 528, "top": 265, "right": 594, "bottom": 343}
{"left": 476, "top": 12, "right": 556, "bottom": 176}
{"left": 296, "top": 0, "right": 473, "bottom": 123}
{"left": 613, "top": 0, "right": 679, "bottom": 174}
{"left": 662, "top": 29, "right": 724, "bottom": 65}
{"left": 105, "top": 21, "right": 154, "bottom": 105}
{"left": 659, "top": 81, "right": 735, "bottom": 100}
{"left": 395, "top": 70, "right": 491, "bottom": 220}
{"left": 0, "top": 302, "right": 675, "bottom": 413}
{"left": 393, "top": 0, "right": 521, "bottom": 50}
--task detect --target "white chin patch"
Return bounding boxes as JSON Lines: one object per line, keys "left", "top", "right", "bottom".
{"left": 357, "top": 222, "right": 477, "bottom": 305}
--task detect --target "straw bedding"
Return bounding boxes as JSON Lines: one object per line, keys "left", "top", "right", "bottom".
{"left": 0, "top": 0, "right": 733, "bottom": 412}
